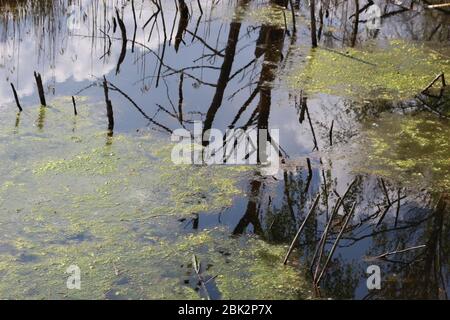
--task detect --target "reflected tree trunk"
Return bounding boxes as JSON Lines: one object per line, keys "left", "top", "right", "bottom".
{"left": 233, "top": 180, "right": 264, "bottom": 236}
{"left": 202, "top": 0, "right": 250, "bottom": 145}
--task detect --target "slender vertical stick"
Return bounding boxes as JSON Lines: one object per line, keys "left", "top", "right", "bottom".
{"left": 103, "top": 77, "right": 114, "bottom": 131}
{"left": 305, "top": 102, "right": 319, "bottom": 151}
{"left": 284, "top": 193, "right": 321, "bottom": 264}
{"left": 72, "top": 96, "right": 78, "bottom": 116}
{"left": 329, "top": 120, "right": 334, "bottom": 146}
{"left": 310, "top": 0, "right": 318, "bottom": 47}
{"left": 34, "top": 72, "right": 46, "bottom": 106}
{"left": 10, "top": 83, "right": 23, "bottom": 112}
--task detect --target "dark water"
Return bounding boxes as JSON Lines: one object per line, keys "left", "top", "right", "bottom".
{"left": 0, "top": 0, "right": 449, "bottom": 299}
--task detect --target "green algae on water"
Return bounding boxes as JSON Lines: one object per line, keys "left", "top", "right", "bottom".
{"left": 355, "top": 113, "right": 450, "bottom": 192}
{"left": 288, "top": 40, "right": 450, "bottom": 101}
{"left": 246, "top": 4, "right": 291, "bottom": 28}
{"left": 0, "top": 98, "right": 309, "bottom": 299}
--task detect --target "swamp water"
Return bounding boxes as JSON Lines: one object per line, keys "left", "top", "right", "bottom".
{"left": 0, "top": 0, "right": 449, "bottom": 299}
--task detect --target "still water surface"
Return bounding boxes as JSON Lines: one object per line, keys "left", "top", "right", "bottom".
{"left": 0, "top": 0, "right": 449, "bottom": 299}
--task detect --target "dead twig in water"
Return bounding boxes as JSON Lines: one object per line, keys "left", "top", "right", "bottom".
{"left": 305, "top": 101, "right": 319, "bottom": 151}
{"left": 422, "top": 72, "right": 446, "bottom": 93}
{"left": 72, "top": 96, "right": 78, "bottom": 116}
{"left": 283, "top": 193, "right": 321, "bottom": 265}
{"left": 10, "top": 83, "right": 22, "bottom": 112}
{"left": 311, "top": 177, "right": 357, "bottom": 279}
{"left": 315, "top": 202, "right": 356, "bottom": 286}
{"left": 34, "top": 71, "right": 46, "bottom": 106}
{"left": 103, "top": 77, "right": 114, "bottom": 132}
{"left": 106, "top": 80, "right": 173, "bottom": 133}
{"left": 311, "top": 197, "right": 341, "bottom": 281}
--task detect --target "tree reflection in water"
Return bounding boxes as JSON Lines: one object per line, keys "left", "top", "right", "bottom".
{"left": 0, "top": 0, "right": 449, "bottom": 299}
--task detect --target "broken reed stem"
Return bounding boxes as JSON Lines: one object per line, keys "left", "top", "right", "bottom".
{"left": 315, "top": 202, "right": 356, "bottom": 286}
{"left": 311, "top": 197, "right": 341, "bottom": 281}
{"left": 311, "top": 177, "right": 357, "bottom": 279}
{"left": 34, "top": 71, "right": 46, "bottom": 106}
{"left": 10, "top": 83, "right": 22, "bottom": 112}
{"left": 72, "top": 96, "right": 78, "bottom": 116}
{"left": 422, "top": 72, "right": 446, "bottom": 93}
{"left": 283, "top": 193, "right": 321, "bottom": 265}
{"left": 305, "top": 102, "right": 319, "bottom": 151}
{"left": 103, "top": 77, "right": 114, "bottom": 131}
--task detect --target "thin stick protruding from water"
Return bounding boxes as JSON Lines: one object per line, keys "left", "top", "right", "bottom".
{"left": 72, "top": 96, "right": 78, "bottom": 116}
{"left": 315, "top": 202, "right": 356, "bottom": 286}
{"left": 283, "top": 193, "right": 321, "bottom": 265}
{"left": 10, "top": 83, "right": 22, "bottom": 112}
{"left": 103, "top": 77, "right": 114, "bottom": 131}
{"left": 34, "top": 71, "right": 46, "bottom": 106}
